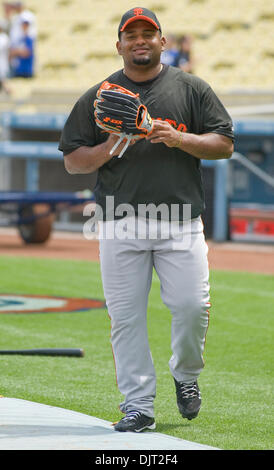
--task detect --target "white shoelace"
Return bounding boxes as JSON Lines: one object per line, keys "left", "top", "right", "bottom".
{"left": 178, "top": 382, "right": 200, "bottom": 399}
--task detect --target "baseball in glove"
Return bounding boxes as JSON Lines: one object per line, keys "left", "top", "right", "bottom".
{"left": 94, "top": 81, "right": 154, "bottom": 158}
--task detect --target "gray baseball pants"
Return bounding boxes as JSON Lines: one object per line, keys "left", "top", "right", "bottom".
{"left": 99, "top": 216, "right": 210, "bottom": 418}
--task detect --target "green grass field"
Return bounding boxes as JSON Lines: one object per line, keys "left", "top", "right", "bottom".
{"left": 0, "top": 254, "right": 273, "bottom": 450}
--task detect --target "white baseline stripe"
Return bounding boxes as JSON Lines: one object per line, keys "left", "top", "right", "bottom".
{"left": 212, "top": 283, "right": 274, "bottom": 299}
{"left": 152, "top": 274, "right": 274, "bottom": 298}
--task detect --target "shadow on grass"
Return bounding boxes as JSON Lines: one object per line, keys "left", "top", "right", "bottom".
{"left": 155, "top": 422, "right": 191, "bottom": 433}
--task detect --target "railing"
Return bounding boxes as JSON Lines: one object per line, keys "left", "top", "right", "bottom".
{"left": 1, "top": 112, "right": 274, "bottom": 241}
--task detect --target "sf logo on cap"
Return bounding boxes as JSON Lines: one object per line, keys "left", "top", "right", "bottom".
{"left": 133, "top": 8, "right": 144, "bottom": 16}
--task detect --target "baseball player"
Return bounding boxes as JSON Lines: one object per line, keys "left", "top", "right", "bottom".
{"left": 59, "top": 7, "right": 234, "bottom": 432}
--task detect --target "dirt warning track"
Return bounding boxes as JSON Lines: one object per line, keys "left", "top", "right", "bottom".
{"left": 0, "top": 228, "right": 274, "bottom": 275}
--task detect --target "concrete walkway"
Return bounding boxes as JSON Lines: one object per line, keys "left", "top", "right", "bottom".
{"left": 0, "top": 397, "right": 218, "bottom": 450}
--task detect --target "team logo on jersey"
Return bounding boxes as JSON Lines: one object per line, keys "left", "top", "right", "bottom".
{"left": 0, "top": 294, "right": 105, "bottom": 314}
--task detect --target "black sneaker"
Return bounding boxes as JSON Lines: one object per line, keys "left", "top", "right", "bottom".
{"left": 113, "top": 410, "right": 156, "bottom": 432}
{"left": 174, "top": 379, "right": 201, "bottom": 420}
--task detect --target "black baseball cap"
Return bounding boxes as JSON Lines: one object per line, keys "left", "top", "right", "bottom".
{"left": 118, "top": 7, "right": 162, "bottom": 36}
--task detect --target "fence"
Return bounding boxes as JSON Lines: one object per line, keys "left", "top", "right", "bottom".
{"left": 0, "top": 112, "right": 274, "bottom": 242}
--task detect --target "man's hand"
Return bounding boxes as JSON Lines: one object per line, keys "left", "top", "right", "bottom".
{"left": 146, "top": 119, "right": 233, "bottom": 159}
{"left": 146, "top": 120, "right": 182, "bottom": 148}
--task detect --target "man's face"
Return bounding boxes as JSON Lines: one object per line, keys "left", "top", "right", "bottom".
{"left": 116, "top": 20, "right": 165, "bottom": 68}
{"left": 22, "top": 22, "right": 29, "bottom": 33}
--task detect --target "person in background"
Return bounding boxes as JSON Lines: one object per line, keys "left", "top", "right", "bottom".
{"left": 7, "top": 1, "right": 37, "bottom": 47}
{"left": 0, "top": 19, "right": 10, "bottom": 93}
{"left": 160, "top": 33, "right": 179, "bottom": 66}
{"left": 9, "top": 18, "right": 34, "bottom": 77}
{"left": 175, "top": 34, "right": 194, "bottom": 73}
{"left": 2, "top": 2, "right": 13, "bottom": 31}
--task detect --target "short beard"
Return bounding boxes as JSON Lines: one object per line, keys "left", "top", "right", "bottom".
{"left": 133, "top": 57, "right": 151, "bottom": 66}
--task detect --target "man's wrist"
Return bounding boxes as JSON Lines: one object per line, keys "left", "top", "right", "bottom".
{"left": 102, "top": 139, "right": 116, "bottom": 159}
{"left": 174, "top": 131, "right": 184, "bottom": 149}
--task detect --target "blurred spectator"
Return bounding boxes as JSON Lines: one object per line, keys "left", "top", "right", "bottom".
{"left": 2, "top": 2, "right": 13, "bottom": 31}
{"left": 4, "top": 1, "right": 37, "bottom": 46}
{"left": 175, "top": 35, "right": 194, "bottom": 73}
{"left": 161, "top": 33, "right": 179, "bottom": 66}
{"left": 0, "top": 19, "right": 10, "bottom": 93}
{"left": 9, "top": 18, "right": 34, "bottom": 77}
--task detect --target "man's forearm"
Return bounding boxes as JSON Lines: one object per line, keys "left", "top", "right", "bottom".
{"left": 147, "top": 120, "right": 234, "bottom": 160}
{"left": 177, "top": 132, "right": 234, "bottom": 160}
{"left": 64, "top": 141, "right": 113, "bottom": 174}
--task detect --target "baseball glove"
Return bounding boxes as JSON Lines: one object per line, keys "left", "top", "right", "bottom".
{"left": 94, "top": 81, "right": 154, "bottom": 158}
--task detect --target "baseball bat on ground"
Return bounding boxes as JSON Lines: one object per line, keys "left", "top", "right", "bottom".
{"left": 0, "top": 348, "right": 84, "bottom": 357}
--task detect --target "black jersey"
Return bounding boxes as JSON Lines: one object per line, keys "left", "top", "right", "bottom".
{"left": 59, "top": 65, "right": 234, "bottom": 220}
